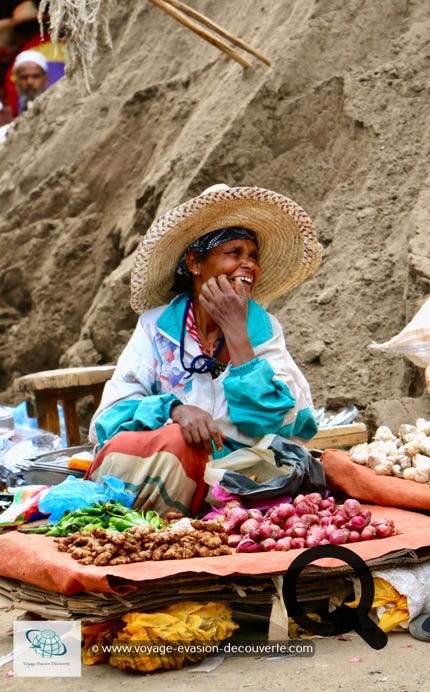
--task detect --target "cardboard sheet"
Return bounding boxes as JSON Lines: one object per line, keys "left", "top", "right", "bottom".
{"left": 322, "top": 449, "right": 430, "bottom": 511}
{"left": 0, "top": 505, "right": 429, "bottom": 595}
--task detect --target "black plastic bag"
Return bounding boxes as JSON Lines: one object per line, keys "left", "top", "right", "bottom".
{"left": 206, "top": 435, "right": 326, "bottom": 501}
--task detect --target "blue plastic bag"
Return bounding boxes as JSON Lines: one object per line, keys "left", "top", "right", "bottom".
{"left": 38, "top": 475, "right": 135, "bottom": 523}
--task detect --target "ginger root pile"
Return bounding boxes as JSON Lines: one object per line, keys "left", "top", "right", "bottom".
{"left": 54, "top": 519, "right": 231, "bottom": 565}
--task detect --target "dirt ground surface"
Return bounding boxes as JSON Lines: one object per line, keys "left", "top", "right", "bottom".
{"left": 1, "top": 608, "right": 429, "bottom": 691}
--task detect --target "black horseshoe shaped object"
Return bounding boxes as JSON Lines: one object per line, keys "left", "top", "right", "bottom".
{"left": 282, "top": 545, "right": 388, "bottom": 649}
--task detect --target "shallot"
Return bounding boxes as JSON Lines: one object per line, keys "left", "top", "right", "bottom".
{"left": 360, "top": 525, "right": 377, "bottom": 540}
{"left": 343, "top": 498, "right": 362, "bottom": 518}
{"left": 330, "top": 529, "right": 350, "bottom": 545}
{"left": 276, "top": 503, "right": 295, "bottom": 520}
{"left": 224, "top": 506, "right": 249, "bottom": 533}
{"left": 371, "top": 518, "right": 395, "bottom": 538}
{"left": 227, "top": 534, "right": 242, "bottom": 547}
{"left": 215, "top": 492, "right": 398, "bottom": 554}
{"left": 290, "top": 537, "right": 306, "bottom": 550}
{"left": 236, "top": 537, "right": 260, "bottom": 553}
{"left": 239, "top": 518, "right": 261, "bottom": 535}
{"left": 346, "top": 515, "right": 367, "bottom": 532}
{"left": 275, "top": 537, "right": 292, "bottom": 551}
{"left": 261, "top": 538, "right": 277, "bottom": 552}
{"left": 246, "top": 508, "right": 264, "bottom": 522}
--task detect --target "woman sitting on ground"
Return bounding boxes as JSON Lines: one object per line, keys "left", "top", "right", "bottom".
{"left": 85, "top": 184, "right": 322, "bottom": 516}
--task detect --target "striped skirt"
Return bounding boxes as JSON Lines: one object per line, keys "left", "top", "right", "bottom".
{"left": 85, "top": 424, "right": 209, "bottom": 516}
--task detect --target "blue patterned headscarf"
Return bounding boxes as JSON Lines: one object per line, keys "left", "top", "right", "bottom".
{"left": 176, "top": 227, "right": 257, "bottom": 278}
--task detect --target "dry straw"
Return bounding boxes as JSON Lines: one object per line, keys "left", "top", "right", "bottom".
{"left": 38, "top": 0, "right": 112, "bottom": 91}
{"left": 39, "top": 0, "right": 270, "bottom": 91}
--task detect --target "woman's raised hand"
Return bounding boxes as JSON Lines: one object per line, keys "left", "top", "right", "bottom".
{"left": 199, "top": 275, "right": 255, "bottom": 366}
{"left": 199, "top": 274, "right": 248, "bottom": 334}
{"left": 171, "top": 404, "right": 224, "bottom": 454}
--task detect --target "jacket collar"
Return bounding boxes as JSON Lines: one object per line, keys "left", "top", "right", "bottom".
{"left": 157, "top": 292, "right": 273, "bottom": 347}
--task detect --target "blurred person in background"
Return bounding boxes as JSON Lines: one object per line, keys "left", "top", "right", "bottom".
{"left": 1, "top": 1, "right": 65, "bottom": 118}
{"left": 13, "top": 48, "right": 48, "bottom": 112}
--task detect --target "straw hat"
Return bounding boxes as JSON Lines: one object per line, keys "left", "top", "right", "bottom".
{"left": 130, "top": 184, "right": 323, "bottom": 314}
{"left": 0, "top": 2, "right": 41, "bottom": 31}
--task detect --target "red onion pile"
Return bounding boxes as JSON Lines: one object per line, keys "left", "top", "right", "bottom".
{"left": 216, "top": 494, "right": 397, "bottom": 553}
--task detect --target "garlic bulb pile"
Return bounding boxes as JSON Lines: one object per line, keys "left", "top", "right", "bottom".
{"left": 350, "top": 418, "right": 430, "bottom": 483}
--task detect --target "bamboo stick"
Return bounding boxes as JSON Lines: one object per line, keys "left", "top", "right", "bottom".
{"left": 148, "top": 0, "right": 253, "bottom": 68}
{"left": 165, "top": 0, "right": 271, "bottom": 66}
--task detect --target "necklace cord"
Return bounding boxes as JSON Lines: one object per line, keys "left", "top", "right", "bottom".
{"left": 180, "top": 298, "right": 225, "bottom": 378}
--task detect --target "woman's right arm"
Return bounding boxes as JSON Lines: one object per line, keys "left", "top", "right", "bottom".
{"left": 89, "top": 318, "right": 181, "bottom": 443}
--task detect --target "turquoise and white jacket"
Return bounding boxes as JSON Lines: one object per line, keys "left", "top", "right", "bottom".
{"left": 89, "top": 293, "right": 317, "bottom": 457}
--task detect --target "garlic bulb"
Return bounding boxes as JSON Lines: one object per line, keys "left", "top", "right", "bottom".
{"left": 416, "top": 418, "right": 430, "bottom": 435}
{"left": 368, "top": 450, "right": 390, "bottom": 469}
{"left": 350, "top": 443, "right": 369, "bottom": 464}
{"left": 398, "top": 424, "right": 417, "bottom": 442}
{"left": 402, "top": 467, "right": 417, "bottom": 481}
{"left": 414, "top": 470, "right": 428, "bottom": 483}
{"left": 412, "top": 453, "right": 430, "bottom": 479}
{"left": 374, "top": 425, "right": 397, "bottom": 442}
{"left": 401, "top": 440, "right": 422, "bottom": 459}
{"left": 418, "top": 436, "right": 430, "bottom": 457}
{"left": 398, "top": 455, "right": 412, "bottom": 469}
{"left": 374, "top": 462, "right": 393, "bottom": 476}
{"left": 349, "top": 416, "right": 430, "bottom": 484}
{"left": 403, "top": 467, "right": 428, "bottom": 483}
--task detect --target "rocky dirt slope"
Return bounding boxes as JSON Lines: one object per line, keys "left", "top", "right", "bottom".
{"left": 0, "top": 0, "right": 429, "bottom": 432}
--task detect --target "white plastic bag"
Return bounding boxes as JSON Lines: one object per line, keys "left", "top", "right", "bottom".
{"left": 204, "top": 435, "right": 278, "bottom": 487}
{"left": 369, "top": 296, "right": 430, "bottom": 390}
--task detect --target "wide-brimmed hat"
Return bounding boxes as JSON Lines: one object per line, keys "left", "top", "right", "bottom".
{"left": 0, "top": 2, "right": 44, "bottom": 31}
{"left": 130, "top": 184, "right": 322, "bottom": 314}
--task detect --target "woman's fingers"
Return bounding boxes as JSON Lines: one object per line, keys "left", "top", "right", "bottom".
{"left": 231, "top": 276, "right": 247, "bottom": 300}
{"left": 172, "top": 405, "right": 224, "bottom": 453}
{"left": 192, "top": 420, "right": 223, "bottom": 454}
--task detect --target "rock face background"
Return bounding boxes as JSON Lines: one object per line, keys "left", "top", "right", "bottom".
{"left": 1, "top": 0, "right": 429, "bottom": 431}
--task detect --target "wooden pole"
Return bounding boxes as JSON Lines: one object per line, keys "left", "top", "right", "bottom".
{"left": 148, "top": 0, "right": 253, "bottom": 68}
{"left": 165, "top": 0, "right": 271, "bottom": 66}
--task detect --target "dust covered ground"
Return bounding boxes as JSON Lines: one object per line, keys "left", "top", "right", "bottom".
{"left": 1, "top": 609, "right": 429, "bottom": 691}
{"left": 0, "top": 0, "right": 430, "bottom": 431}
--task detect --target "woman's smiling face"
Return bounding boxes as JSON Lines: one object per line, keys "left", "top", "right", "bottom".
{"left": 187, "top": 238, "right": 261, "bottom": 296}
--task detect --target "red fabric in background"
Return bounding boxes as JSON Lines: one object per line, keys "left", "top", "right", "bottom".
{"left": 321, "top": 449, "right": 430, "bottom": 511}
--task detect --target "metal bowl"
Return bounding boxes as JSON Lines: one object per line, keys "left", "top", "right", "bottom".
{"left": 19, "top": 445, "right": 94, "bottom": 486}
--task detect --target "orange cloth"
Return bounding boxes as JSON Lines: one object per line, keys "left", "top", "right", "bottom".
{"left": 0, "top": 504, "right": 429, "bottom": 595}
{"left": 321, "top": 449, "right": 430, "bottom": 511}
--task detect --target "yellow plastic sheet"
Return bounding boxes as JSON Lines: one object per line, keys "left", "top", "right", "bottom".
{"left": 82, "top": 601, "right": 238, "bottom": 671}
{"left": 346, "top": 576, "right": 410, "bottom": 632}
{"left": 288, "top": 612, "right": 322, "bottom": 639}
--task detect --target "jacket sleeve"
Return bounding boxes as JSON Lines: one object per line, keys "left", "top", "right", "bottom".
{"left": 88, "top": 315, "right": 180, "bottom": 443}
{"left": 223, "top": 315, "right": 317, "bottom": 440}
{"left": 94, "top": 393, "right": 181, "bottom": 446}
